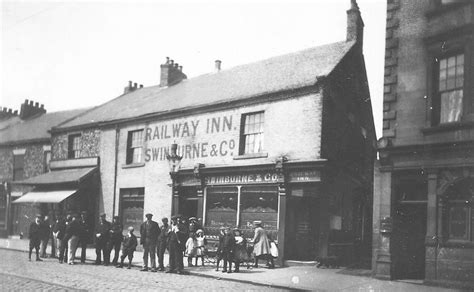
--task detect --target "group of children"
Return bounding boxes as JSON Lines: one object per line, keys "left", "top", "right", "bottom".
{"left": 215, "top": 227, "right": 251, "bottom": 273}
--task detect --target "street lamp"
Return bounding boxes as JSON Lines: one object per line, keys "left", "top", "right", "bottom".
{"left": 166, "top": 143, "right": 182, "bottom": 216}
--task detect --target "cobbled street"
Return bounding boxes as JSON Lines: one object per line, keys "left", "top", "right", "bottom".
{"left": 0, "top": 249, "right": 288, "bottom": 291}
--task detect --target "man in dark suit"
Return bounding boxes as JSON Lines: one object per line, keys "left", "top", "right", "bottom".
{"left": 157, "top": 217, "right": 171, "bottom": 271}
{"left": 109, "top": 216, "right": 124, "bottom": 265}
{"left": 95, "top": 213, "right": 111, "bottom": 265}
{"left": 78, "top": 211, "right": 90, "bottom": 263}
{"left": 28, "top": 214, "right": 43, "bottom": 261}
{"left": 140, "top": 213, "right": 160, "bottom": 272}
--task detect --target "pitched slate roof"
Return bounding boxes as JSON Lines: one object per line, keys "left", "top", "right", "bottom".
{"left": 0, "top": 108, "right": 90, "bottom": 145}
{"left": 57, "top": 40, "right": 356, "bottom": 129}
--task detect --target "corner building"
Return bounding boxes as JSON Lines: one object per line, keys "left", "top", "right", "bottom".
{"left": 374, "top": 0, "right": 474, "bottom": 287}
{"left": 53, "top": 2, "right": 375, "bottom": 265}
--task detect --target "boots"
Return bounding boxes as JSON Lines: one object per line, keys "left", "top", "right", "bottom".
{"left": 127, "top": 260, "right": 132, "bottom": 269}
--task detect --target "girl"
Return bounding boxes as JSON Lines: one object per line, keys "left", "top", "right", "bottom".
{"left": 185, "top": 232, "right": 196, "bottom": 267}
{"left": 194, "top": 229, "right": 207, "bottom": 266}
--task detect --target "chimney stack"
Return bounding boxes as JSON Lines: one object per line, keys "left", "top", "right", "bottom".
{"left": 19, "top": 99, "right": 46, "bottom": 119}
{"left": 123, "top": 80, "right": 144, "bottom": 94}
{"left": 346, "top": 0, "right": 364, "bottom": 45}
{"left": 0, "top": 107, "right": 19, "bottom": 119}
{"left": 160, "top": 56, "right": 187, "bottom": 87}
{"left": 215, "top": 60, "right": 222, "bottom": 72}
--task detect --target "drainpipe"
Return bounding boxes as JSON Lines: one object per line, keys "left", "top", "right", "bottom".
{"left": 112, "top": 126, "right": 120, "bottom": 217}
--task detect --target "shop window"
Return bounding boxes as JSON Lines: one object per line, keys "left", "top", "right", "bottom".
{"left": 126, "top": 129, "right": 143, "bottom": 164}
{"left": 240, "top": 186, "right": 278, "bottom": 229}
{"left": 239, "top": 111, "right": 264, "bottom": 155}
{"left": 206, "top": 187, "right": 238, "bottom": 227}
{"left": 68, "top": 134, "right": 81, "bottom": 159}
{"left": 120, "top": 188, "right": 144, "bottom": 235}
{"left": 445, "top": 178, "right": 474, "bottom": 242}
{"left": 13, "top": 153, "right": 25, "bottom": 181}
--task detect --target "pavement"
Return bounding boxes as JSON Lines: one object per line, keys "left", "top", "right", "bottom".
{"left": 0, "top": 238, "right": 464, "bottom": 291}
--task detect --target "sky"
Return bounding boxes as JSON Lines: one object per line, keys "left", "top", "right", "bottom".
{"left": 1, "top": 0, "right": 386, "bottom": 138}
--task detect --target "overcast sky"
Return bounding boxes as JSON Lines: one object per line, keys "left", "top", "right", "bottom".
{"left": 1, "top": 0, "right": 386, "bottom": 137}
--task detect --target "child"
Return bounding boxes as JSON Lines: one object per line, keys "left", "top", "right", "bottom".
{"left": 185, "top": 232, "right": 196, "bottom": 267}
{"left": 233, "top": 228, "right": 248, "bottom": 272}
{"left": 221, "top": 227, "right": 235, "bottom": 273}
{"left": 215, "top": 226, "right": 225, "bottom": 271}
{"left": 194, "top": 229, "right": 207, "bottom": 266}
{"left": 116, "top": 226, "right": 137, "bottom": 269}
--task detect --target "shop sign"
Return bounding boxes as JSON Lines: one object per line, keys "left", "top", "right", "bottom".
{"left": 180, "top": 175, "right": 201, "bottom": 186}
{"left": 205, "top": 172, "right": 281, "bottom": 185}
{"left": 288, "top": 170, "right": 321, "bottom": 183}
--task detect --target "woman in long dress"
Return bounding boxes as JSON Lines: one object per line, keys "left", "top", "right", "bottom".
{"left": 251, "top": 221, "right": 274, "bottom": 268}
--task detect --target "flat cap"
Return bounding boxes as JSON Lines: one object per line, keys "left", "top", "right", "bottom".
{"left": 145, "top": 213, "right": 153, "bottom": 217}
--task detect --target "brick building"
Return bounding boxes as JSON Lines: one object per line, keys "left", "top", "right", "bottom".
{"left": 50, "top": 1, "right": 375, "bottom": 265}
{"left": 373, "top": 0, "right": 474, "bottom": 287}
{"left": 0, "top": 100, "right": 89, "bottom": 238}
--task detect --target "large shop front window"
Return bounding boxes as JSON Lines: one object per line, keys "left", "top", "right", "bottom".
{"left": 445, "top": 178, "right": 474, "bottom": 242}
{"left": 126, "top": 129, "right": 143, "bottom": 164}
{"left": 434, "top": 53, "right": 465, "bottom": 124}
{"left": 205, "top": 185, "right": 278, "bottom": 236}
{"left": 120, "top": 188, "right": 144, "bottom": 235}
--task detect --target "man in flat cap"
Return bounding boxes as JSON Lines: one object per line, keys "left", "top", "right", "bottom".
{"left": 95, "top": 213, "right": 111, "bottom": 265}
{"left": 140, "top": 213, "right": 160, "bottom": 272}
{"left": 157, "top": 217, "right": 171, "bottom": 271}
{"left": 78, "top": 211, "right": 90, "bottom": 263}
{"left": 167, "top": 215, "right": 187, "bottom": 274}
{"left": 28, "top": 214, "right": 43, "bottom": 261}
{"left": 109, "top": 215, "right": 124, "bottom": 266}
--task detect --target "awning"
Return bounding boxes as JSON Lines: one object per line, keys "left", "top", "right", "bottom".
{"left": 13, "top": 190, "right": 78, "bottom": 204}
{"left": 12, "top": 167, "right": 96, "bottom": 185}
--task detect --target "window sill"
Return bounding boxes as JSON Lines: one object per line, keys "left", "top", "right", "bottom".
{"left": 421, "top": 121, "right": 474, "bottom": 135}
{"left": 233, "top": 153, "right": 268, "bottom": 160}
{"left": 122, "top": 162, "right": 145, "bottom": 169}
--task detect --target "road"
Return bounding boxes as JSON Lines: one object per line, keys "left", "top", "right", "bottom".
{"left": 0, "top": 249, "right": 288, "bottom": 291}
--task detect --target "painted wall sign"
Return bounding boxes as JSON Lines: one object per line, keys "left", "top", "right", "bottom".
{"left": 143, "top": 114, "right": 238, "bottom": 162}
{"left": 205, "top": 172, "right": 281, "bottom": 185}
{"left": 288, "top": 170, "right": 321, "bottom": 183}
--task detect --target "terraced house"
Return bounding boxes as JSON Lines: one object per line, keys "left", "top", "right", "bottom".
{"left": 48, "top": 2, "right": 375, "bottom": 265}
{"left": 373, "top": 0, "right": 474, "bottom": 287}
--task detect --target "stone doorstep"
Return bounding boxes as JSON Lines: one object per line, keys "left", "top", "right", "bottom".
{"left": 285, "top": 260, "right": 317, "bottom": 267}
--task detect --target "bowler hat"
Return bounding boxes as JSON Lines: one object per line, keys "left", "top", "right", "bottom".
{"left": 145, "top": 213, "right": 153, "bottom": 218}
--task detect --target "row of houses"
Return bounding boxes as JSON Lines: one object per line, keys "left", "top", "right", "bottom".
{"left": 1, "top": 0, "right": 473, "bottom": 287}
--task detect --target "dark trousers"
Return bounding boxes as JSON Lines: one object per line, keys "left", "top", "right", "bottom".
{"left": 95, "top": 238, "right": 110, "bottom": 264}
{"left": 58, "top": 239, "right": 68, "bottom": 262}
{"left": 109, "top": 240, "right": 122, "bottom": 264}
{"left": 120, "top": 250, "right": 134, "bottom": 267}
{"left": 222, "top": 251, "right": 233, "bottom": 271}
{"left": 157, "top": 241, "right": 167, "bottom": 269}
{"left": 79, "top": 240, "right": 87, "bottom": 263}
{"left": 168, "top": 242, "right": 183, "bottom": 272}
{"left": 50, "top": 235, "right": 56, "bottom": 257}
{"left": 29, "top": 239, "right": 40, "bottom": 260}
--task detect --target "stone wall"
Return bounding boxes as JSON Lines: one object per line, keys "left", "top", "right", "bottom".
{"left": 52, "top": 129, "right": 101, "bottom": 160}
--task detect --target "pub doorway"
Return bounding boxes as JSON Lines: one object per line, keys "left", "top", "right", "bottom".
{"left": 392, "top": 202, "right": 427, "bottom": 280}
{"left": 285, "top": 196, "right": 320, "bottom": 260}
{"left": 178, "top": 187, "right": 198, "bottom": 220}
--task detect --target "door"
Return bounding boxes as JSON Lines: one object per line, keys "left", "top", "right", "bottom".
{"left": 392, "top": 203, "right": 427, "bottom": 279}
{"left": 285, "top": 196, "right": 319, "bottom": 260}
{"left": 178, "top": 187, "right": 198, "bottom": 220}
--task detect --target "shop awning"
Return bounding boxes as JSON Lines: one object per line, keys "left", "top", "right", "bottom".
{"left": 13, "top": 190, "right": 78, "bottom": 204}
{"left": 12, "top": 167, "right": 97, "bottom": 185}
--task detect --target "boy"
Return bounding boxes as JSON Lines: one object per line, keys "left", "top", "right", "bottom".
{"left": 116, "top": 226, "right": 138, "bottom": 269}
{"left": 221, "top": 227, "right": 235, "bottom": 273}
{"left": 215, "top": 226, "right": 225, "bottom": 271}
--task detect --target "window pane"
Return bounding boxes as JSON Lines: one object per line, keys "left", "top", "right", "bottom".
{"left": 447, "top": 56, "right": 456, "bottom": 68}
{"left": 440, "top": 58, "right": 447, "bottom": 70}
{"left": 440, "top": 90, "right": 463, "bottom": 123}
{"left": 449, "top": 206, "right": 469, "bottom": 240}
{"left": 206, "top": 187, "right": 238, "bottom": 227}
{"left": 240, "top": 186, "right": 278, "bottom": 230}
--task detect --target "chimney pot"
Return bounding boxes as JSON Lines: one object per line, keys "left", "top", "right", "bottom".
{"left": 139, "top": 84, "right": 143, "bottom": 88}
{"left": 129, "top": 80, "right": 132, "bottom": 87}
{"left": 215, "top": 60, "right": 222, "bottom": 72}
{"left": 40, "top": 104, "right": 44, "bottom": 109}
{"left": 174, "top": 63, "right": 179, "bottom": 68}
{"left": 170, "top": 59, "right": 174, "bottom": 65}
{"left": 35, "top": 102, "right": 39, "bottom": 107}
{"left": 29, "top": 100, "right": 34, "bottom": 106}
{"left": 178, "top": 66, "right": 183, "bottom": 71}
{"left": 166, "top": 57, "right": 170, "bottom": 64}
{"left": 8, "top": 109, "right": 12, "bottom": 114}
{"left": 134, "top": 82, "right": 138, "bottom": 89}
{"left": 3, "top": 108, "right": 7, "bottom": 112}
{"left": 25, "top": 99, "right": 29, "bottom": 104}
{"left": 13, "top": 110, "right": 18, "bottom": 115}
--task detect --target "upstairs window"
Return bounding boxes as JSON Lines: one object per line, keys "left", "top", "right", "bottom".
{"left": 13, "top": 153, "right": 25, "bottom": 181}
{"left": 239, "top": 111, "right": 264, "bottom": 155}
{"left": 126, "top": 129, "right": 143, "bottom": 164}
{"left": 438, "top": 54, "right": 464, "bottom": 124}
{"left": 44, "top": 151, "right": 51, "bottom": 173}
{"left": 68, "top": 134, "right": 81, "bottom": 159}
